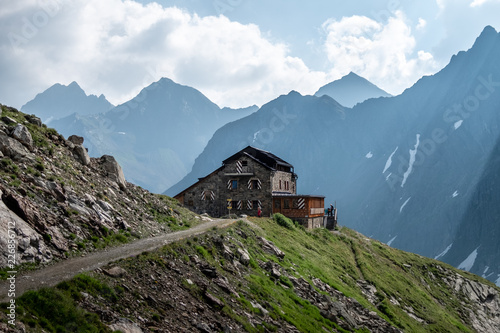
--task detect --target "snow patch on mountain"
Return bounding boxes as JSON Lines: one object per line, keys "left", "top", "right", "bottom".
{"left": 435, "top": 243, "right": 453, "bottom": 260}
{"left": 383, "top": 147, "right": 399, "bottom": 173}
{"left": 454, "top": 120, "right": 463, "bottom": 130}
{"left": 253, "top": 130, "right": 261, "bottom": 143}
{"left": 387, "top": 236, "right": 397, "bottom": 246}
{"left": 401, "top": 134, "right": 420, "bottom": 188}
{"left": 366, "top": 152, "right": 373, "bottom": 159}
{"left": 482, "top": 266, "right": 494, "bottom": 279}
{"left": 458, "top": 247, "right": 480, "bottom": 271}
{"left": 452, "top": 191, "right": 459, "bottom": 198}
{"left": 400, "top": 197, "right": 411, "bottom": 213}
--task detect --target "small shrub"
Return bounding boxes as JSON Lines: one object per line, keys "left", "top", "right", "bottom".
{"left": 195, "top": 245, "right": 210, "bottom": 260}
{"left": 9, "top": 179, "right": 21, "bottom": 187}
{"left": 35, "top": 162, "right": 45, "bottom": 172}
{"left": 273, "top": 213, "right": 294, "bottom": 230}
{"left": 113, "top": 233, "right": 128, "bottom": 243}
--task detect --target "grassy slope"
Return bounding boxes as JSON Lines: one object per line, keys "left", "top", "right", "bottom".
{"left": 2, "top": 216, "right": 496, "bottom": 332}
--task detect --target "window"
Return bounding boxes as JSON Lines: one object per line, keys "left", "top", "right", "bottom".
{"left": 274, "top": 199, "right": 281, "bottom": 209}
{"left": 231, "top": 180, "right": 238, "bottom": 189}
{"left": 241, "top": 161, "right": 248, "bottom": 166}
{"left": 253, "top": 200, "right": 260, "bottom": 209}
{"left": 252, "top": 179, "right": 259, "bottom": 189}
{"left": 279, "top": 180, "right": 282, "bottom": 190}
{"left": 232, "top": 200, "right": 242, "bottom": 210}
{"left": 284, "top": 199, "right": 290, "bottom": 209}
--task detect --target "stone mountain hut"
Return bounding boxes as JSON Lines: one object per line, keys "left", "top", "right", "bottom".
{"left": 174, "top": 146, "right": 333, "bottom": 229}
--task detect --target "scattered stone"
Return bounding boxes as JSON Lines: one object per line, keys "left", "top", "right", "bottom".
{"left": 263, "top": 261, "right": 281, "bottom": 279}
{"left": 104, "top": 266, "right": 127, "bottom": 278}
{"left": 204, "top": 291, "right": 224, "bottom": 308}
{"left": 237, "top": 247, "right": 250, "bottom": 266}
{"left": 1, "top": 116, "right": 17, "bottom": 125}
{"left": 196, "top": 322, "right": 212, "bottom": 333}
{"left": 97, "top": 199, "right": 114, "bottom": 212}
{"left": 214, "top": 276, "right": 239, "bottom": 297}
{"left": 200, "top": 264, "right": 218, "bottom": 278}
{"left": 109, "top": 319, "right": 143, "bottom": 333}
{"left": 25, "top": 114, "right": 42, "bottom": 126}
{"left": 250, "top": 301, "right": 269, "bottom": 316}
{"left": 258, "top": 237, "right": 285, "bottom": 259}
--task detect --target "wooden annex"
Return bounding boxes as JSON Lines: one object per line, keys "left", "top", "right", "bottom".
{"left": 174, "top": 146, "right": 330, "bottom": 229}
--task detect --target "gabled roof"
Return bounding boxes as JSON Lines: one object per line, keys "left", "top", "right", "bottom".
{"left": 223, "top": 146, "right": 293, "bottom": 171}
{"left": 174, "top": 146, "right": 294, "bottom": 198}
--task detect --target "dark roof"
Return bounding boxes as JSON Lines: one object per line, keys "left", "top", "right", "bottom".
{"left": 173, "top": 166, "right": 223, "bottom": 199}
{"left": 223, "top": 146, "right": 293, "bottom": 171}
{"left": 174, "top": 146, "right": 294, "bottom": 198}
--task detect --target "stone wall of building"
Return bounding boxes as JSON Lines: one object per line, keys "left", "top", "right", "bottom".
{"left": 271, "top": 171, "right": 296, "bottom": 194}
{"left": 295, "top": 217, "right": 323, "bottom": 229}
{"left": 180, "top": 156, "right": 276, "bottom": 217}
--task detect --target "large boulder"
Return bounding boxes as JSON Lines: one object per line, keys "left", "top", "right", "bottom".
{"left": 73, "top": 144, "right": 90, "bottom": 165}
{"left": 68, "top": 135, "right": 84, "bottom": 145}
{"left": 100, "top": 155, "right": 127, "bottom": 190}
{"left": 0, "top": 133, "right": 33, "bottom": 161}
{"left": 0, "top": 189, "right": 52, "bottom": 266}
{"left": 25, "top": 114, "right": 42, "bottom": 127}
{"left": 1, "top": 191, "right": 43, "bottom": 230}
{"left": 12, "top": 124, "right": 33, "bottom": 150}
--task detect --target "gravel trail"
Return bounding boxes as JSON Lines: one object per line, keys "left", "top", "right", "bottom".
{"left": 0, "top": 218, "right": 237, "bottom": 302}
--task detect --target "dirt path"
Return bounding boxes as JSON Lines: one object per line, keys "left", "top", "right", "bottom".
{"left": 0, "top": 218, "right": 238, "bottom": 302}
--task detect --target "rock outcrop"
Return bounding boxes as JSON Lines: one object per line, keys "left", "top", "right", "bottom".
{"left": 100, "top": 155, "right": 127, "bottom": 190}
{"left": 0, "top": 132, "right": 33, "bottom": 161}
{"left": 12, "top": 124, "right": 33, "bottom": 150}
{"left": 0, "top": 104, "right": 197, "bottom": 268}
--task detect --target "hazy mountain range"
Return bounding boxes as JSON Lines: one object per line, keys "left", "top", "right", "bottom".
{"left": 22, "top": 81, "right": 115, "bottom": 124}
{"left": 22, "top": 78, "right": 258, "bottom": 192}
{"left": 166, "top": 26, "right": 500, "bottom": 285}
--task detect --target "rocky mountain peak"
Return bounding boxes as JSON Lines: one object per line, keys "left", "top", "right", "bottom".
{"left": 315, "top": 72, "right": 392, "bottom": 107}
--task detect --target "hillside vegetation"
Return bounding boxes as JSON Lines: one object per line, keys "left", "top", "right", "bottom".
{"left": 2, "top": 216, "right": 499, "bottom": 332}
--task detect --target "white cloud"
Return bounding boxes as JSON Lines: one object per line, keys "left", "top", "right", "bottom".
{"left": 322, "top": 11, "right": 439, "bottom": 95}
{"left": 436, "top": 0, "right": 448, "bottom": 9}
{"left": 470, "top": 0, "right": 500, "bottom": 7}
{"left": 416, "top": 18, "right": 427, "bottom": 30}
{"left": 0, "top": 0, "right": 326, "bottom": 109}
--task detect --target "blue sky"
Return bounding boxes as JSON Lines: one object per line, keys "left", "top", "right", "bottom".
{"left": 1, "top": 0, "right": 500, "bottom": 109}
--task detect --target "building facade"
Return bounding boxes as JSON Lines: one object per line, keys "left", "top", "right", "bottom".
{"left": 175, "top": 146, "right": 326, "bottom": 228}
